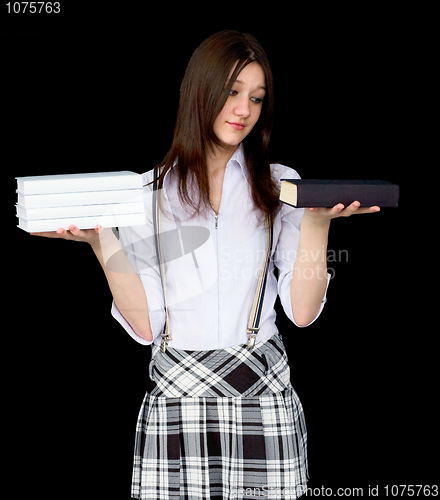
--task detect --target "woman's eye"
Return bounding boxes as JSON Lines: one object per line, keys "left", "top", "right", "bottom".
{"left": 228, "top": 90, "right": 263, "bottom": 104}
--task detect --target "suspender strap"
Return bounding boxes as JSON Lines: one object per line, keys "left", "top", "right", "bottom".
{"left": 246, "top": 220, "right": 273, "bottom": 349}
{"left": 152, "top": 165, "right": 273, "bottom": 352}
{"left": 152, "top": 166, "right": 172, "bottom": 352}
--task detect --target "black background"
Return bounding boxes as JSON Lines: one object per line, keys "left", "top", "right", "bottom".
{"left": 3, "top": 6, "right": 433, "bottom": 499}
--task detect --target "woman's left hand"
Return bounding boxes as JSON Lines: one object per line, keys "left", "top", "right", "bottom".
{"left": 304, "top": 201, "right": 380, "bottom": 227}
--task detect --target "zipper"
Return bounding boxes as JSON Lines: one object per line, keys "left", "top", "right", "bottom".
{"left": 214, "top": 212, "right": 219, "bottom": 345}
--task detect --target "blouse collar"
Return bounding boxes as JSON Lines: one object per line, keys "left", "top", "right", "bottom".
{"left": 163, "top": 143, "right": 248, "bottom": 186}
{"left": 227, "top": 143, "right": 247, "bottom": 180}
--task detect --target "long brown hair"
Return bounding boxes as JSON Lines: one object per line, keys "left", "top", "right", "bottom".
{"left": 152, "top": 30, "right": 281, "bottom": 226}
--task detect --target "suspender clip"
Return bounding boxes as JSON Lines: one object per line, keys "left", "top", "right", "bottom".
{"left": 247, "top": 335, "right": 257, "bottom": 350}
{"left": 247, "top": 327, "right": 259, "bottom": 350}
{"left": 160, "top": 332, "right": 172, "bottom": 353}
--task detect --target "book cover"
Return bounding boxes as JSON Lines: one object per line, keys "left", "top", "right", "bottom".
{"left": 16, "top": 171, "right": 143, "bottom": 195}
{"left": 16, "top": 202, "right": 145, "bottom": 220}
{"left": 280, "top": 179, "right": 399, "bottom": 208}
{"left": 17, "top": 212, "right": 147, "bottom": 232}
{"left": 17, "top": 189, "right": 144, "bottom": 208}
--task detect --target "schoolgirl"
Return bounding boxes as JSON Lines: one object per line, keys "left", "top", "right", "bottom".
{"left": 32, "top": 30, "right": 379, "bottom": 500}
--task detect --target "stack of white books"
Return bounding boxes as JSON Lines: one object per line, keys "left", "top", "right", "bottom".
{"left": 16, "top": 171, "right": 146, "bottom": 232}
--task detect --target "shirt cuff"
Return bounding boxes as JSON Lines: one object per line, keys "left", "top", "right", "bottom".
{"left": 111, "top": 300, "right": 165, "bottom": 346}
{"left": 282, "top": 272, "right": 330, "bottom": 328}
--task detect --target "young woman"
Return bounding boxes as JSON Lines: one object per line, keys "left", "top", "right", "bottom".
{"left": 32, "top": 31, "right": 379, "bottom": 499}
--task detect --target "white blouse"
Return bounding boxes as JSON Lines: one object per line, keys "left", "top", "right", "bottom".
{"left": 111, "top": 145, "right": 329, "bottom": 349}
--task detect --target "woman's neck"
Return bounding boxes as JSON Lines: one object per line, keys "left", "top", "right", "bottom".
{"left": 206, "top": 144, "right": 238, "bottom": 177}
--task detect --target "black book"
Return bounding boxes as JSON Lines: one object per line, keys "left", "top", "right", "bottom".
{"left": 279, "top": 179, "right": 399, "bottom": 208}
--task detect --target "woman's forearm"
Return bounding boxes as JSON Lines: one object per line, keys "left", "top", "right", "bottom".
{"left": 290, "top": 214, "right": 329, "bottom": 326}
{"left": 90, "top": 232, "right": 153, "bottom": 341}
{"left": 290, "top": 201, "right": 381, "bottom": 326}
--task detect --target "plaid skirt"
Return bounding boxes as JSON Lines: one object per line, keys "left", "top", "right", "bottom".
{"left": 131, "top": 334, "right": 308, "bottom": 500}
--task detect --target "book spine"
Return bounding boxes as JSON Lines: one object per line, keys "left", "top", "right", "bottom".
{"left": 16, "top": 202, "right": 145, "bottom": 220}
{"left": 297, "top": 183, "right": 399, "bottom": 207}
{"left": 17, "top": 213, "right": 147, "bottom": 232}
{"left": 18, "top": 173, "right": 142, "bottom": 195}
{"left": 17, "top": 189, "right": 144, "bottom": 208}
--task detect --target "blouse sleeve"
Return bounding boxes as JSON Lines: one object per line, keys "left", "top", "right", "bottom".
{"left": 272, "top": 165, "right": 330, "bottom": 327}
{"left": 110, "top": 171, "right": 165, "bottom": 345}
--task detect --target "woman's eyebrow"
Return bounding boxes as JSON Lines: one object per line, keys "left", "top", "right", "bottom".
{"left": 235, "top": 79, "right": 266, "bottom": 90}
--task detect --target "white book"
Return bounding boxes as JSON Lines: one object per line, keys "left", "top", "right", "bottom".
{"left": 16, "top": 202, "right": 145, "bottom": 220}
{"left": 17, "top": 212, "right": 147, "bottom": 232}
{"left": 16, "top": 171, "right": 143, "bottom": 195}
{"left": 17, "top": 188, "right": 143, "bottom": 208}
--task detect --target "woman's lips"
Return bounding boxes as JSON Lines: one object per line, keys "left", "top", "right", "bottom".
{"left": 227, "top": 122, "right": 245, "bottom": 130}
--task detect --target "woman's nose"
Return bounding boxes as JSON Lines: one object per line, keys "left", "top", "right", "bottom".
{"left": 233, "top": 96, "right": 251, "bottom": 118}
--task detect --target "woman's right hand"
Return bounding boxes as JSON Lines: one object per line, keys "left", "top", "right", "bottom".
{"left": 30, "top": 224, "right": 111, "bottom": 247}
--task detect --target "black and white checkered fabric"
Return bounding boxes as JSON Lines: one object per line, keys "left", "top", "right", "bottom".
{"left": 132, "top": 334, "right": 308, "bottom": 499}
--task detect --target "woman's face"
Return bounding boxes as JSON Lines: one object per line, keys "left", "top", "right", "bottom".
{"left": 213, "top": 62, "right": 266, "bottom": 149}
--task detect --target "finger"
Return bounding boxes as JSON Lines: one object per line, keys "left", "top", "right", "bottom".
{"left": 68, "top": 224, "right": 105, "bottom": 243}
{"left": 339, "top": 201, "right": 372, "bottom": 217}
{"left": 347, "top": 202, "right": 381, "bottom": 213}
{"left": 352, "top": 206, "right": 381, "bottom": 214}
{"left": 68, "top": 225, "right": 81, "bottom": 235}
{"left": 68, "top": 225, "right": 90, "bottom": 239}
{"left": 346, "top": 201, "right": 361, "bottom": 214}
{"left": 329, "top": 204, "right": 345, "bottom": 216}
{"left": 30, "top": 230, "right": 63, "bottom": 238}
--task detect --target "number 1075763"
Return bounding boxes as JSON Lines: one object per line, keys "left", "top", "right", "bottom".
{"left": 6, "top": 2, "right": 61, "bottom": 13}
